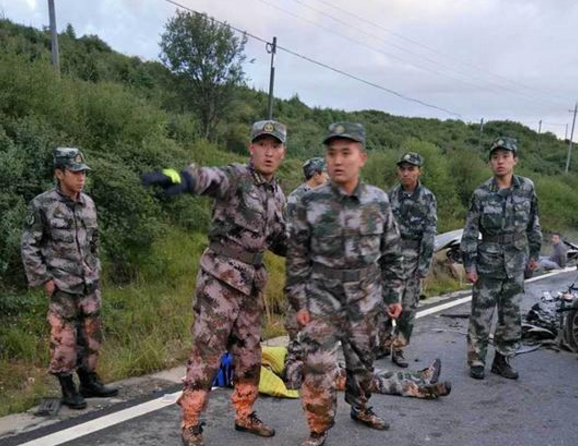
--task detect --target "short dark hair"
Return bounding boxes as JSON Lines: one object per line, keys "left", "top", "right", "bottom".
{"left": 552, "top": 232, "right": 561, "bottom": 237}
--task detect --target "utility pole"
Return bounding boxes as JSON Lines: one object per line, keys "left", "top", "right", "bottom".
{"left": 565, "top": 102, "right": 577, "bottom": 174}
{"left": 478, "top": 118, "right": 484, "bottom": 150}
{"left": 266, "top": 36, "right": 277, "bottom": 120}
{"left": 538, "top": 120, "right": 542, "bottom": 134}
{"left": 48, "top": 0, "right": 60, "bottom": 74}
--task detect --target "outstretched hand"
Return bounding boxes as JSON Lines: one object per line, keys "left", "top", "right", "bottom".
{"left": 142, "top": 169, "right": 187, "bottom": 197}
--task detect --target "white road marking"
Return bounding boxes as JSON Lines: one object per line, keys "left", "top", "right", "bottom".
{"left": 416, "top": 267, "right": 576, "bottom": 320}
{"left": 17, "top": 267, "right": 575, "bottom": 446}
{"left": 18, "top": 392, "right": 181, "bottom": 446}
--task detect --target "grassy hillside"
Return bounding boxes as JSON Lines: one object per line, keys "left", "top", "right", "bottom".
{"left": 1, "top": 18, "right": 577, "bottom": 415}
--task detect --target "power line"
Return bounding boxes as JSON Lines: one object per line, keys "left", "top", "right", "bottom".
{"left": 310, "top": 0, "right": 570, "bottom": 106}
{"left": 276, "top": 43, "right": 461, "bottom": 117}
{"left": 542, "top": 122, "right": 568, "bottom": 127}
{"left": 255, "top": 0, "right": 487, "bottom": 95}
{"left": 271, "top": 0, "right": 565, "bottom": 110}
{"left": 160, "top": 0, "right": 462, "bottom": 118}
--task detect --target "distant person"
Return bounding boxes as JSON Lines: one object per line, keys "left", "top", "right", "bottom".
{"left": 285, "top": 157, "right": 329, "bottom": 225}
{"left": 143, "top": 120, "right": 288, "bottom": 446}
{"left": 21, "top": 148, "right": 118, "bottom": 410}
{"left": 377, "top": 152, "right": 437, "bottom": 367}
{"left": 538, "top": 232, "right": 568, "bottom": 270}
{"left": 284, "top": 157, "right": 329, "bottom": 376}
{"left": 461, "top": 137, "right": 542, "bottom": 381}
{"left": 286, "top": 122, "right": 404, "bottom": 446}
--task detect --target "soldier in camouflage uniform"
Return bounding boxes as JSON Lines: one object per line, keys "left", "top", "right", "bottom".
{"left": 143, "top": 120, "right": 288, "bottom": 446}
{"left": 284, "top": 157, "right": 329, "bottom": 384}
{"left": 21, "top": 148, "right": 118, "bottom": 410}
{"left": 285, "top": 157, "right": 329, "bottom": 227}
{"left": 378, "top": 152, "right": 437, "bottom": 367}
{"left": 461, "top": 137, "right": 541, "bottom": 381}
{"left": 286, "top": 122, "right": 404, "bottom": 446}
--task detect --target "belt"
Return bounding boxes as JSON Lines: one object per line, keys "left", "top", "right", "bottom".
{"left": 209, "top": 242, "right": 264, "bottom": 266}
{"left": 482, "top": 233, "right": 525, "bottom": 244}
{"left": 311, "top": 262, "right": 378, "bottom": 283}
{"left": 401, "top": 238, "right": 421, "bottom": 249}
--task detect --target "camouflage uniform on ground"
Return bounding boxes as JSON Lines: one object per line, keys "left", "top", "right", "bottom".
{"left": 21, "top": 150, "right": 102, "bottom": 376}
{"left": 461, "top": 138, "right": 541, "bottom": 369}
{"left": 143, "top": 121, "right": 288, "bottom": 436}
{"left": 286, "top": 123, "right": 403, "bottom": 436}
{"left": 380, "top": 153, "right": 437, "bottom": 355}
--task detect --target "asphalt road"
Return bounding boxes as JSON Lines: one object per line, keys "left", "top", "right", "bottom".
{"left": 4, "top": 270, "right": 578, "bottom": 446}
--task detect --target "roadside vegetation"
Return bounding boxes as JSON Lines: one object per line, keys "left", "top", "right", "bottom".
{"left": 1, "top": 16, "right": 577, "bottom": 416}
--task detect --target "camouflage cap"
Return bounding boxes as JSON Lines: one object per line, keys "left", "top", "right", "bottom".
{"left": 489, "top": 137, "right": 518, "bottom": 157}
{"left": 53, "top": 147, "right": 91, "bottom": 171}
{"left": 397, "top": 152, "right": 423, "bottom": 167}
{"left": 250, "top": 120, "right": 287, "bottom": 144}
{"left": 302, "top": 157, "right": 326, "bottom": 179}
{"left": 323, "top": 122, "right": 365, "bottom": 146}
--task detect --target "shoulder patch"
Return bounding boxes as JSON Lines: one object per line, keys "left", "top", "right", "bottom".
{"left": 25, "top": 209, "right": 36, "bottom": 226}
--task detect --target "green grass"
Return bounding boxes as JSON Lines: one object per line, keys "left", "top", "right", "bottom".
{"left": 0, "top": 227, "right": 293, "bottom": 416}
{"left": 0, "top": 226, "right": 474, "bottom": 417}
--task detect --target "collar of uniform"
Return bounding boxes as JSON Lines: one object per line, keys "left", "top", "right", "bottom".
{"left": 488, "top": 175, "right": 520, "bottom": 192}
{"left": 399, "top": 180, "right": 422, "bottom": 199}
{"left": 54, "top": 186, "right": 86, "bottom": 206}
{"left": 248, "top": 163, "right": 278, "bottom": 192}
{"left": 330, "top": 180, "right": 364, "bottom": 200}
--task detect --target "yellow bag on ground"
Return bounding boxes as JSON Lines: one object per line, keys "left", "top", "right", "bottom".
{"left": 258, "top": 346, "right": 299, "bottom": 398}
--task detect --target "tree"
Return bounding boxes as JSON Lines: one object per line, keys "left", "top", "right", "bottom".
{"left": 160, "top": 11, "right": 246, "bottom": 141}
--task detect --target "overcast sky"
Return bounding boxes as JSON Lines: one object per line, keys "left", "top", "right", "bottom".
{"left": 2, "top": 0, "right": 577, "bottom": 139}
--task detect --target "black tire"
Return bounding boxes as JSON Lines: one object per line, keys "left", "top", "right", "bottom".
{"left": 563, "top": 300, "right": 578, "bottom": 353}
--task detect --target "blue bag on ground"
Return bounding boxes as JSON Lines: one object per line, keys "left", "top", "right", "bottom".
{"left": 211, "top": 352, "right": 233, "bottom": 387}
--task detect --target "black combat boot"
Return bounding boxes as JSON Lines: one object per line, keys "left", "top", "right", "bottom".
{"left": 234, "top": 412, "right": 275, "bottom": 437}
{"left": 418, "top": 358, "right": 441, "bottom": 383}
{"left": 491, "top": 352, "right": 519, "bottom": 380}
{"left": 77, "top": 369, "right": 119, "bottom": 398}
{"left": 350, "top": 406, "right": 390, "bottom": 430}
{"left": 301, "top": 431, "right": 329, "bottom": 446}
{"left": 469, "top": 365, "right": 485, "bottom": 380}
{"left": 391, "top": 349, "right": 409, "bottom": 368}
{"left": 57, "top": 374, "right": 87, "bottom": 409}
{"left": 181, "top": 422, "right": 205, "bottom": 446}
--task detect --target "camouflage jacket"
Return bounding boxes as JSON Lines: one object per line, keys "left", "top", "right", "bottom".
{"left": 21, "top": 187, "right": 100, "bottom": 294}
{"left": 286, "top": 181, "right": 404, "bottom": 314}
{"left": 183, "top": 162, "right": 287, "bottom": 295}
{"left": 461, "top": 175, "right": 542, "bottom": 278}
{"left": 389, "top": 182, "right": 437, "bottom": 277}
{"left": 285, "top": 183, "right": 311, "bottom": 224}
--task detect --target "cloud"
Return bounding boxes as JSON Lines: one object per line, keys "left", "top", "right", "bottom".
{"left": 0, "top": 0, "right": 576, "bottom": 138}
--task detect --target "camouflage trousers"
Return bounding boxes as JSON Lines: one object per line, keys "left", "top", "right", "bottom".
{"left": 371, "top": 369, "right": 428, "bottom": 397}
{"left": 178, "top": 269, "right": 263, "bottom": 428}
{"left": 335, "top": 364, "right": 434, "bottom": 398}
{"left": 299, "top": 310, "right": 379, "bottom": 434}
{"left": 467, "top": 273, "right": 524, "bottom": 367}
{"left": 47, "top": 287, "right": 102, "bottom": 375}
{"left": 379, "top": 253, "right": 421, "bottom": 352}
{"left": 284, "top": 303, "right": 301, "bottom": 380}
